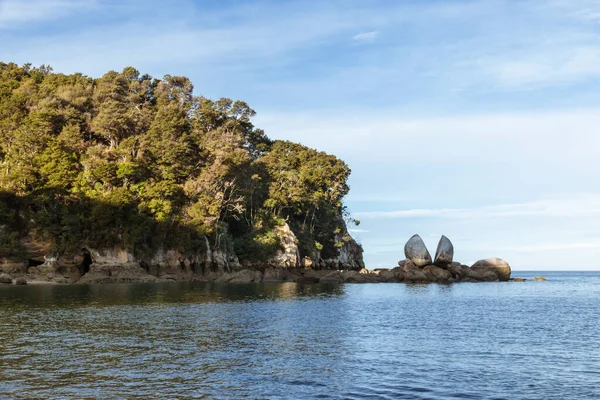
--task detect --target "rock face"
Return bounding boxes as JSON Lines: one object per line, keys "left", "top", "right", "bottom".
{"left": 319, "top": 218, "right": 365, "bottom": 271}
{"left": 216, "top": 269, "right": 262, "bottom": 284}
{"left": 268, "top": 223, "right": 301, "bottom": 268}
{"left": 0, "top": 261, "right": 26, "bottom": 275}
{"left": 404, "top": 234, "right": 432, "bottom": 267}
{"left": 78, "top": 263, "right": 157, "bottom": 284}
{"left": 471, "top": 258, "right": 511, "bottom": 282}
{"left": 0, "top": 273, "right": 13, "bottom": 284}
{"left": 434, "top": 235, "right": 454, "bottom": 266}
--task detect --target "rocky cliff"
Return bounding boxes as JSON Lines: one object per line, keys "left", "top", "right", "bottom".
{"left": 0, "top": 221, "right": 364, "bottom": 284}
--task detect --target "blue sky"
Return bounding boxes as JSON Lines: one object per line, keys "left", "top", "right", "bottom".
{"left": 1, "top": 0, "right": 600, "bottom": 270}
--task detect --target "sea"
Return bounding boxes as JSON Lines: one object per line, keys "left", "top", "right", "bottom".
{"left": 1, "top": 271, "right": 599, "bottom": 399}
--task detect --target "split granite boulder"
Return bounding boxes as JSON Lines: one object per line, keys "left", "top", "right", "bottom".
{"left": 404, "top": 234, "right": 432, "bottom": 267}
{"left": 394, "top": 235, "right": 512, "bottom": 283}
{"left": 433, "top": 235, "right": 454, "bottom": 266}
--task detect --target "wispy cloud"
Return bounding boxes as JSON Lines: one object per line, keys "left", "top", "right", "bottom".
{"left": 506, "top": 240, "right": 600, "bottom": 252}
{"left": 348, "top": 229, "right": 370, "bottom": 233}
{"left": 470, "top": 45, "right": 600, "bottom": 90}
{"left": 353, "top": 195, "right": 600, "bottom": 220}
{"left": 257, "top": 108, "right": 600, "bottom": 165}
{"left": 0, "top": 0, "right": 95, "bottom": 27}
{"left": 352, "top": 31, "right": 378, "bottom": 43}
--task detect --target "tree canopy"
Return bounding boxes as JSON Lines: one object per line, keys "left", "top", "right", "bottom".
{"left": 0, "top": 62, "right": 355, "bottom": 262}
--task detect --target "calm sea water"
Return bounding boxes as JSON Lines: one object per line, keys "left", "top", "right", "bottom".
{"left": 1, "top": 271, "right": 599, "bottom": 399}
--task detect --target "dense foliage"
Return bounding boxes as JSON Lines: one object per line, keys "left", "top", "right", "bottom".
{"left": 0, "top": 62, "right": 355, "bottom": 262}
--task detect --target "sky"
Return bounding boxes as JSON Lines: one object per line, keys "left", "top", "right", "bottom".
{"left": 1, "top": 0, "right": 599, "bottom": 270}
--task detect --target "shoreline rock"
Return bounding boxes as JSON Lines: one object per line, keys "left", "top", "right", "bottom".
{"left": 0, "top": 234, "right": 516, "bottom": 286}
{"left": 471, "top": 258, "right": 511, "bottom": 282}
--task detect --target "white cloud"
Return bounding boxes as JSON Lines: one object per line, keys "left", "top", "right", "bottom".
{"left": 352, "top": 31, "right": 378, "bottom": 43}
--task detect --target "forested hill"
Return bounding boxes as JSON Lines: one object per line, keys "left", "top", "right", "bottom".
{"left": 0, "top": 62, "right": 360, "bottom": 266}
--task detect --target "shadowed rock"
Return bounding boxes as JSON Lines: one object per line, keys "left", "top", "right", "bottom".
{"left": 434, "top": 235, "right": 454, "bottom": 266}
{"left": 0, "top": 273, "right": 12, "bottom": 284}
{"left": 422, "top": 265, "right": 453, "bottom": 283}
{"left": 471, "top": 258, "right": 511, "bottom": 281}
{"left": 14, "top": 277, "right": 27, "bottom": 285}
{"left": 404, "top": 234, "right": 432, "bottom": 267}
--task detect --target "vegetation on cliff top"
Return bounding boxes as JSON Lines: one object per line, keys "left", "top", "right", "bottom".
{"left": 0, "top": 62, "right": 358, "bottom": 262}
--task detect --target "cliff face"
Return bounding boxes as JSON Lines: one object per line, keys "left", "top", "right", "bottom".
{"left": 2, "top": 220, "right": 365, "bottom": 284}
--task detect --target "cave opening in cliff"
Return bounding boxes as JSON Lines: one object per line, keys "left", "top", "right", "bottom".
{"left": 28, "top": 259, "right": 44, "bottom": 267}
{"left": 80, "top": 249, "right": 92, "bottom": 275}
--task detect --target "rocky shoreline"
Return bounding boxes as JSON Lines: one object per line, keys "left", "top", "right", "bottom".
{"left": 0, "top": 233, "right": 523, "bottom": 286}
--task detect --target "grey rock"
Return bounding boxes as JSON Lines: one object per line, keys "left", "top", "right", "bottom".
{"left": 471, "top": 258, "right": 511, "bottom": 281}
{"left": 319, "top": 271, "right": 343, "bottom": 284}
{"left": 217, "top": 269, "right": 262, "bottom": 284}
{"left": 378, "top": 269, "right": 398, "bottom": 282}
{"left": 404, "top": 234, "right": 432, "bottom": 267}
{"left": 78, "top": 263, "right": 157, "bottom": 284}
{"left": 262, "top": 267, "right": 286, "bottom": 283}
{"left": 422, "top": 265, "right": 453, "bottom": 283}
{"left": 0, "top": 273, "right": 12, "bottom": 284}
{"left": 14, "top": 277, "right": 27, "bottom": 285}
{"left": 468, "top": 268, "right": 500, "bottom": 282}
{"left": 434, "top": 235, "right": 454, "bottom": 266}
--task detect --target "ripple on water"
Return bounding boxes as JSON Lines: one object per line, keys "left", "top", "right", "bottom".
{"left": 0, "top": 274, "right": 600, "bottom": 399}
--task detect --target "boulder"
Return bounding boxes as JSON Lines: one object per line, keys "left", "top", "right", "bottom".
{"left": 0, "top": 273, "right": 13, "bottom": 284}
{"left": 391, "top": 266, "right": 406, "bottom": 281}
{"left": 433, "top": 235, "right": 454, "bottom": 266}
{"left": 534, "top": 276, "right": 547, "bottom": 281}
{"left": 511, "top": 278, "right": 527, "bottom": 282}
{"left": 468, "top": 269, "right": 499, "bottom": 282}
{"left": 378, "top": 269, "right": 397, "bottom": 282}
{"left": 404, "top": 234, "right": 432, "bottom": 267}
{"left": 303, "top": 257, "right": 314, "bottom": 268}
{"left": 422, "top": 265, "right": 453, "bottom": 283}
{"left": 402, "top": 261, "right": 429, "bottom": 283}
{"left": 448, "top": 264, "right": 466, "bottom": 279}
{"left": 471, "top": 258, "right": 511, "bottom": 281}
{"left": 14, "top": 277, "right": 27, "bottom": 285}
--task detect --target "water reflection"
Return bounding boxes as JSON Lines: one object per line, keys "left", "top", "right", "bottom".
{"left": 0, "top": 282, "right": 346, "bottom": 310}
{"left": 2, "top": 273, "right": 600, "bottom": 399}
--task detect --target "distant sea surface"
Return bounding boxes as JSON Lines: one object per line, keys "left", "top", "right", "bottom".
{"left": 1, "top": 271, "right": 599, "bottom": 399}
